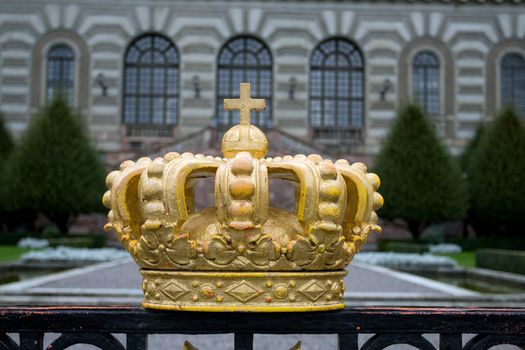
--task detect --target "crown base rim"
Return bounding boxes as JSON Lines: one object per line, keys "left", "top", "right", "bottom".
{"left": 141, "top": 270, "right": 347, "bottom": 312}
{"left": 142, "top": 302, "right": 345, "bottom": 312}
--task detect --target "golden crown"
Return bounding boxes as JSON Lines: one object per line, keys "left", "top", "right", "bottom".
{"left": 103, "top": 83, "right": 383, "bottom": 312}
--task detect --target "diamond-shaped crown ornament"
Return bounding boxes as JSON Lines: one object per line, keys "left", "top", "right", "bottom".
{"left": 103, "top": 83, "right": 383, "bottom": 312}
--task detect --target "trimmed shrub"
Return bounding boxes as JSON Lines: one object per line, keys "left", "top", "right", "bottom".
{"left": 4, "top": 94, "right": 106, "bottom": 233}
{"left": 460, "top": 124, "right": 485, "bottom": 171}
{"left": 466, "top": 107, "right": 525, "bottom": 236}
{"left": 476, "top": 249, "right": 525, "bottom": 275}
{"left": 0, "top": 113, "right": 19, "bottom": 231}
{"left": 378, "top": 237, "right": 525, "bottom": 252}
{"left": 0, "top": 232, "right": 39, "bottom": 245}
{"left": 47, "top": 235, "right": 107, "bottom": 248}
{"left": 0, "top": 113, "right": 14, "bottom": 163}
{"left": 449, "top": 238, "right": 525, "bottom": 251}
{"left": 460, "top": 124, "right": 486, "bottom": 238}
{"left": 379, "top": 241, "right": 461, "bottom": 254}
{"left": 374, "top": 104, "right": 468, "bottom": 238}
{"left": 382, "top": 241, "right": 428, "bottom": 253}
{"left": 355, "top": 252, "right": 457, "bottom": 270}
{"left": 0, "top": 232, "right": 107, "bottom": 248}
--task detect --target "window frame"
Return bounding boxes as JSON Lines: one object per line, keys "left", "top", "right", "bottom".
{"left": 215, "top": 35, "right": 273, "bottom": 128}
{"left": 122, "top": 33, "right": 180, "bottom": 133}
{"left": 308, "top": 37, "right": 366, "bottom": 136}
{"left": 412, "top": 50, "right": 441, "bottom": 118}
{"left": 500, "top": 52, "right": 525, "bottom": 116}
{"left": 45, "top": 43, "right": 76, "bottom": 105}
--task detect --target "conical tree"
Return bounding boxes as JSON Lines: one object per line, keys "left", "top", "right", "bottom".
{"left": 4, "top": 94, "right": 106, "bottom": 233}
{"left": 0, "top": 113, "right": 15, "bottom": 230}
{"left": 466, "top": 107, "right": 525, "bottom": 236}
{"left": 460, "top": 123, "right": 486, "bottom": 237}
{"left": 374, "top": 104, "right": 468, "bottom": 238}
{"left": 0, "top": 113, "right": 14, "bottom": 163}
{"left": 460, "top": 123, "right": 485, "bottom": 171}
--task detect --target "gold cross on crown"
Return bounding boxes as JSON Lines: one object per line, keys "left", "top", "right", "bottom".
{"left": 224, "top": 83, "right": 266, "bottom": 125}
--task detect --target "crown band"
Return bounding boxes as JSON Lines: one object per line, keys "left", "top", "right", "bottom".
{"left": 141, "top": 270, "right": 347, "bottom": 312}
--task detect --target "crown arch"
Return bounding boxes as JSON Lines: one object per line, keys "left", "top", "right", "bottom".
{"left": 308, "top": 37, "right": 365, "bottom": 145}
{"left": 215, "top": 36, "right": 273, "bottom": 128}
{"left": 162, "top": 158, "right": 221, "bottom": 225}
{"left": 122, "top": 33, "right": 179, "bottom": 137}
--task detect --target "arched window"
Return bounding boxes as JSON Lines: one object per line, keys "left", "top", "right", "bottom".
{"left": 309, "top": 38, "right": 364, "bottom": 142}
{"left": 412, "top": 51, "right": 440, "bottom": 117}
{"left": 46, "top": 44, "right": 75, "bottom": 104}
{"left": 501, "top": 52, "right": 525, "bottom": 116}
{"left": 123, "top": 34, "right": 179, "bottom": 136}
{"left": 216, "top": 36, "right": 272, "bottom": 127}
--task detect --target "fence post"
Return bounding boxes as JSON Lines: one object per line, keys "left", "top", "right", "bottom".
{"left": 338, "top": 334, "right": 358, "bottom": 350}
{"left": 234, "top": 333, "right": 253, "bottom": 350}
{"left": 19, "top": 333, "right": 44, "bottom": 350}
{"left": 440, "top": 333, "right": 462, "bottom": 350}
{"left": 127, "top": 333, "right": 148, "bottom": 350}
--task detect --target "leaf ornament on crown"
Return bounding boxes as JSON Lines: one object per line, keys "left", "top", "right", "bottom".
{"left": 103, "top": 83, "right": 383, "bottom": 311}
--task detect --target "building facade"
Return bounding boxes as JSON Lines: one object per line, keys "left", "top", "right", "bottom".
{"left": 0, "top": 0, "right": 524, "bottom": 156}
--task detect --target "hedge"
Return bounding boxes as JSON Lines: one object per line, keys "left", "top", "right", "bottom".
{"left": 48, "top": 235, "right": 107, "bottom": 248}
{"left": 381, "top": 241, "right": 428, "bottom": 253}
{"left": 476, "top": 249, "right": 525, "bottom": 275}
{"left": 449, "top": 238, "right": 525, "bottom": 251}
{"left": 0, "top": 232, "right": 39, "bottom": 245}
{"left": 0, "top": 233, "right": 107, "bottom": 248}
{"left": 377, "top": 238, "right": 525, "bottom": 252}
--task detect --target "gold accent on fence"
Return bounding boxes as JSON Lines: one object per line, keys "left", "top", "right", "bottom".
{"left": 103, "top": 83, "right": 383, "bottom": 312}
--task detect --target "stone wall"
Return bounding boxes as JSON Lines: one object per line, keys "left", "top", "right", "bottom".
{"left": 0, "top": 0, "right": 524, "bottom": 156}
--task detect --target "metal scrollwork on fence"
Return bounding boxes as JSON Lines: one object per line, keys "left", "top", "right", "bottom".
{"left": 463, "top": 334, "right": 525, "bottom": 350}
{"left": 361, "top": 334, "right": 437, "bottom": 350}
{"left": 0, "top": 333, "right": 18, "bottom": 350}
{"left": 47, "top": 333, "right": 126, "bottom": 350}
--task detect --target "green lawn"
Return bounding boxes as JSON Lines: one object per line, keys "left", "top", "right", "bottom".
{"left": 438, "top": 251, "right": 476, "bottom": 268}
{"left": 0, "top": 245, "right": 30, "bottom": 263}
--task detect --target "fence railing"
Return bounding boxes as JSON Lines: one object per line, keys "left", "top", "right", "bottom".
{"left": 0, "top": 306, "right": 524, "bottom": 350}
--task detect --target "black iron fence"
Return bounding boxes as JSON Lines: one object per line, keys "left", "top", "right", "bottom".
{"left": 0, "top": 306, "right": 524, "bottom": 350}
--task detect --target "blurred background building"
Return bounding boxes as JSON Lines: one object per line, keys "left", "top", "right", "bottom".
{"left": 0, "top": 0, "right": 524, "bottom": 161}
{"left": 2, "top": 1, "right": 525, "bottom": 317}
